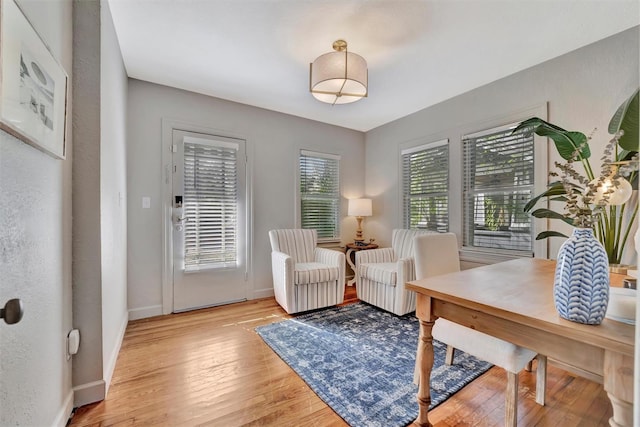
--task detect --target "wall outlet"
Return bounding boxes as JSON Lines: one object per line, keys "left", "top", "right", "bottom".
{"left": 67, "top": 329, "right": 80, "bottom": 359}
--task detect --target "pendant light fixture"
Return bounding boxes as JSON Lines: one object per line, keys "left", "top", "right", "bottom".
{"left": 309, "top": 40, "right": 368, "bottom": 105}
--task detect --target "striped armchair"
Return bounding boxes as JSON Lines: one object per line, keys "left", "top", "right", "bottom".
{"left": 355, "top": 229, "right": 434, "bottom": 315}
{"left": 269, "top": 229, "right": 346, "bottom": 314}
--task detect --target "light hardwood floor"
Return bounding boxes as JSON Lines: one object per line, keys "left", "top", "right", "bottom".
{"left": 69, "top": 287, "right": 612, "bottom": 426}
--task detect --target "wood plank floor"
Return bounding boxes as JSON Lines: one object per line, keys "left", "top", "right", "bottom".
{"left": 69, "top": 287, "right": 612, "bottom": 426}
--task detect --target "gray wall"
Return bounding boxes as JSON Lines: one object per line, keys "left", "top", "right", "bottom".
{"left": 72, "top": 0, "right": 128, "bottom": 406}
{"left": 0, "top": 0, "right": 74, "bottom": 425}
{"left": 127, "top": 80, "right": 365, "bottom": 318}
{"left": 365, "top": 27, "right": 639, "bottom": 266}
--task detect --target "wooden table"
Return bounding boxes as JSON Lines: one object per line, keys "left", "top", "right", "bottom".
{"left": 345, "top": 243, "right": 378, "bottom": 286}
{"left": 406, "top": 258, "right": 634, "bottom": 427}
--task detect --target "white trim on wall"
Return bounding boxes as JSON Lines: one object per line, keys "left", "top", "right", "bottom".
{"left": 128, "top": 305, "right": 163, "bottom": 320}
{"left": 52, "top": 390, "right": 74, "bottom": 427}
{"left": 73, "top": 380, "right": 106, "bottom": 407}
{"left": 103, "top": 312, "right": 128, "bottom": 394}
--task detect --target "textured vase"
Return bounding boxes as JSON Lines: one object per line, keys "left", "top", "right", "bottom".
{"left": 554, "top": 228, "right": 610, "bottom": 325}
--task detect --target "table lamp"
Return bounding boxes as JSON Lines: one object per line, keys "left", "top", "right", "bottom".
{"left": 348, "top": 198, "right": 372, "bottom": 243}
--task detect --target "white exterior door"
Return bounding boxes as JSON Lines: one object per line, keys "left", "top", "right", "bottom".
{"left": 171, "top": 130, "right": 248, "bottom": 312}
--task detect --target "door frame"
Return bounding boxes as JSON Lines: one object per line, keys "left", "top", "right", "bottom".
{"left": 161, "top": 118, "right": 253, "bottom": 314}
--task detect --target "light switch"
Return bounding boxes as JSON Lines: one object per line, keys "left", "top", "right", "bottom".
{"left": 142, "top": 197, "right": 151, "bottom": 209}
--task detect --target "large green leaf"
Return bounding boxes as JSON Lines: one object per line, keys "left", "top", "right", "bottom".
{"left": 535, "top": 231, "right": 569, "bottom": 240}
{"left": 523, "top": 181, "right": 566, "bottom": 212}
{"left": 609, "top": 89, "right": 639, "bottom": 152}
{"left": 512, "top": 117, "right": 565, "bottom": 134}
{"left": 539, "top": 129, "right": 590, "bottom": 160}
{"left": 513, "top": 117, "right": 590, "bottom": 160}
{"left": 531, "top": 208, "right": 574, "bottom": 225}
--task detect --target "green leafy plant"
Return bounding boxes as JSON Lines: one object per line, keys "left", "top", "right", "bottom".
{"left": 513, "top": 89, "right": 639, "bottom": 264}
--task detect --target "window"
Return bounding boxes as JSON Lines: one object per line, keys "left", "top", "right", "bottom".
{"left": 299, "top": 150, "right": 341, "bottom": 240}
{"left": 462, "top": 123, "right": 534, "bottom": 254}
{"left": 183, "top": 138, "right": 239, "bottom": 269}
{"left": 401, "top": 140, "right": 449, "bottom": 231}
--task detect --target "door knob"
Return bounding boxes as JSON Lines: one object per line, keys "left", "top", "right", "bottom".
{"left": 1, "top": 299, "right": 24, "bottom": 325}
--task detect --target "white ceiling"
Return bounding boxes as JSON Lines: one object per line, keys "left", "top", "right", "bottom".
{"left": 107, "top": 0, "right": 639, "bottom": 132}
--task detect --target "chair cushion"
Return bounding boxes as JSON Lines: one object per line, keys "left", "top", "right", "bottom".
{"left": 358, "top": 262, "right": 398, "bottom": 286}
{"left": 433, "top": 319, "right": 536, "bottom": 373}
{"left": 294, "top": 263, "right": 339, "bottom": 285}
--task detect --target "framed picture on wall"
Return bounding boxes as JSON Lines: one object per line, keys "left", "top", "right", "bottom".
{"left": 0, "top": 0, "right": 68, "bottom": 159}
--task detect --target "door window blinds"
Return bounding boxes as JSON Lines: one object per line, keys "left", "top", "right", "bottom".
{"left": 401, "top": 140, "right": 449, "bottom": 231}
{"left": 183, "top": 139, "right": 238, "bottom": 269}
{"left": 299, "top": 150, "right": 340, "bottom": 240}
{"left": 462, "top": 123, "right": 534, "bottom": 253}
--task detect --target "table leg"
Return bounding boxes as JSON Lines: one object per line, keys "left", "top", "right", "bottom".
{"left": 414, "top": 294, "right": 435, "bottom": 427}
{"left": 604, "top": 351, "right": 633, "bottom": 427}
{"left": 346, "top": 248, "right": 357, "bottom": 286}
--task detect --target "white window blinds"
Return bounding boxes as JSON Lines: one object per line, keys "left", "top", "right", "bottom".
{"left": 299, "top": 150, "right": 341, "bottom": 239}
{"left": 183, "top": 138, "right": 239, "bottom": 269}
{"left": 462, "top": 123, "right": 534, "bottom": 253}
{"left": 401, "top": 140, "right": 449, "bottom": 231}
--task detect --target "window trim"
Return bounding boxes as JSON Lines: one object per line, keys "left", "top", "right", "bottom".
{"left": 462, "top": 122, "right": 534, "bottom": 256}
{"left": 298, "top": 149, "right": 342, "bottom": 243}
{"left": 400, "top": 139, "right": 449, "bottom": 231}
{"left": 458, "top": 105, "right": 549, "bottom": 263}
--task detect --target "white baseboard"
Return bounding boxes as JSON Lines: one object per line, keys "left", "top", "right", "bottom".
{"left": 128, "top": 304, "right": 163, "bottom": 320}
{"left": 73, "top": 380, "right": 106, "bottom": 407}
{"left": 52, "top": 389, "right": 74, "bottom": 427}
{"left": 104, "top": 311, "right": 128, "bottom": 395}
{"left": 253, "top": 288, "right": 274, "bottom": 299}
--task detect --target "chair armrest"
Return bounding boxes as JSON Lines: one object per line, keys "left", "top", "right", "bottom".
{"left": 272, "top": 250, "right": 292, "bottom": 265}
{"left": 356, "top": 247, "right": 395, "bottom": 264}
{"left": 315, "top": 247, "right": 345, "bottom": 267}
{"left": 271, "top": 251, "right": 294, "bottom": 290}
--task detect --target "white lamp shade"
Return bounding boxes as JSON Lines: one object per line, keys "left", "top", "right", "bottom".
{"left": 310, "top": 50, "right": 367, "bottom": 105}
{"left": 348, "top": 198, "right": 372, "bottom": 217}
{"left": 588, "top": 176, "right": 633, "bottom": 206}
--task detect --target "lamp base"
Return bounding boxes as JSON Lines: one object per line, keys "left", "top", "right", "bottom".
{"left": 355, "top": 216, "right": 364, "bottom": 242}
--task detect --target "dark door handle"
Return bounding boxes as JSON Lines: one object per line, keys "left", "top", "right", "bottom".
{"left": 1, "top": 299, "right": 23, "bottom": 325}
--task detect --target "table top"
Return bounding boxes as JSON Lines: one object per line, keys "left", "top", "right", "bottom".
{"left": 406, "top": 258, "right": 634, "bottom": 356}
{"left": 346, "top": 243, "right": 378, "bottom": 250}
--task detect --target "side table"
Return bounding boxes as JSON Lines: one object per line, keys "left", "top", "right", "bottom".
{"left": 345, "top": 243, "right": 379, "bottom": 286}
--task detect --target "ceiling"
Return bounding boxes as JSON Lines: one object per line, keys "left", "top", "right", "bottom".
{"left": 107, "top": 0, "right": 639, "bottom": 132}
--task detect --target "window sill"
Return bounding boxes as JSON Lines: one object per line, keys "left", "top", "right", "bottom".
{"left": 317, "top": 239, "right": 341, "bottom": 246}
{"left": 460, "top": 247, "right": 533, "bottom": 265}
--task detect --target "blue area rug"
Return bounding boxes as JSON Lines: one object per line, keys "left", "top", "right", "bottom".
{"left": 256, "top": 302, "right": 493, "bottom": 427}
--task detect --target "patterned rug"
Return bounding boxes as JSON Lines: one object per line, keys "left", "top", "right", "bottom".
{"left": 255, "top": 302, "right": 492, "bottom": 427}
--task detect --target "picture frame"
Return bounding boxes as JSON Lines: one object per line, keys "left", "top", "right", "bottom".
{"left": 0, "top": 0, "right": 68, "bottom": 159}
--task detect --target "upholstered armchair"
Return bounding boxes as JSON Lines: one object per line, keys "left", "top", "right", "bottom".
{"left": 269, "top": 229, "right": 345, "bottom": 314}
{"left": 414, "top": 232, "right": 546, "bottom": 427}
{"left": 355, "top": 228, "right": 434, "bottom": 315}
